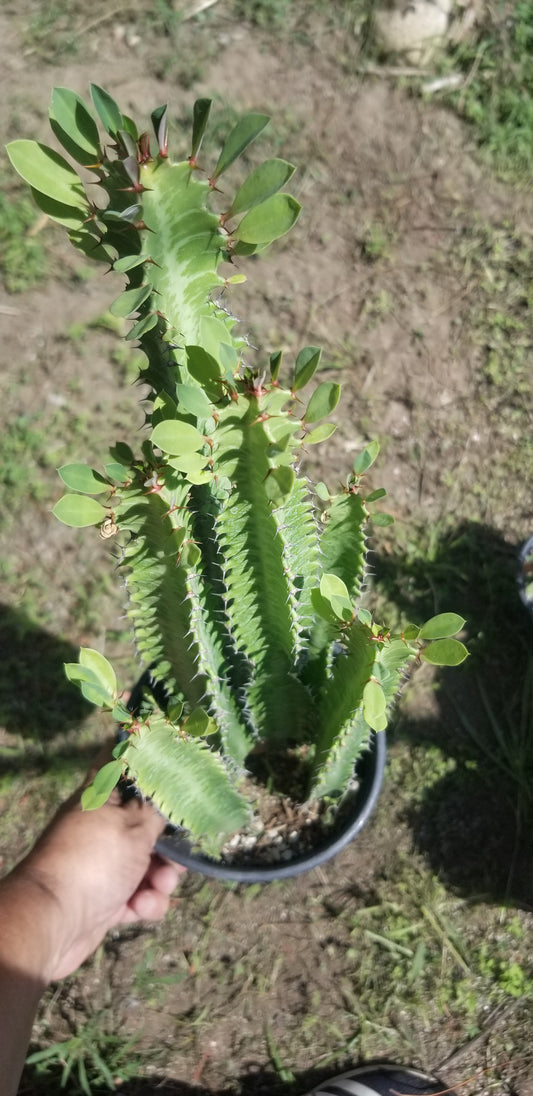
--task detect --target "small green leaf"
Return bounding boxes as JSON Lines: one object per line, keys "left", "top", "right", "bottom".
{"left": 235, "top": 193, "right": 301, "bottom": 245}
{"left": 228, "top": 158, "right": 295, "bottom": 217}
{"left": 310, "top": 587, "right": 337, "bottom": 625}
{"left": 319, "top": 572, "right": 352, "bottom": 620}
{"left": 371, "top": 511, "right": 394, "bottom": 527}
{"left": 402, "top": 624, "right": 420, "bottom": 641}
{"left": 186, "top": 345, "right": 223, "bottom": 398}
{"left": 112, "top": 703, "right": 131, "bottom": 724}
{"left": 80, "top": 681, "right": 115, "bottom": 708}
{"left": 164, "top": 528, "right": 186, "bottom": 556}
{"left": 213, "top": 112, "right": 270, "bottom": 179}
{"left": 304, "top": 382, "right": 341, "bottom": 424}
{"left": 304, "top": 422, "right": 336, "bottom": 445}
{"left": 230, "top": 240, "right": 258, "bottom": 258}
{"left": 81, "top": 760, "right": 123, "bottom": 810}
{"left": 365, "top": 487, "right": 387, "bottom": 503}
{"left": 50, "top": 87, "right": 101, "bottom": 160}
{"left": 90, "top": 84, "right": 123, "bottom": 136}
{"left": 151, "top": 420, "right": 205, "bottom": 456}
{"left": 58, "top": 463, "right": 108, "bottom": 494}
{"left": 64, "top": 663, "right": 99, "bottom": 686}
{"left": 67, "top": 229, "right": 114, "bottom": 265}
{"left": 420, "top": 639, "right": 469, "bottom": 666}
{"left": 79, "top": 648, "right": 117, "bottom": 696}
{"left": 186, "top": 468, "right": 212, "bottom": 486}
{"left": 320, "top": 573, "right": 350, "bottom": 602}
{"left": 6, "top": 140, "right": 86, "bottom": 210}
{"left": 184, "top": 708, "right": 217, "bottom": 737}
{"left": 110, "top": 284, "right": 152, "bottom": 317}
{"left": 419, "top": 613, "right": 466, "bottom": 640}
{"left": 53, "top": 494, "right": 107, "bottom": 527}
{"left": 168, "top": 452, "right": 209, "bottom": 475}
{"left": 153, "top": 393, "right": 177, "bottom": 426}
{"left": 151, "top": 104, "right": 168, "bottom": 156}
{"left": 121, "top": 114, "right": 138, "bottom": 140}
{"left": 112, "top": 738, "right": 131, "bottom": 758}
{"left": 167, "top": 699, "right": 184, "bottom": 722}
{"left": 176, "top": 384, "right": 213, "bottom": 419}
{"left": 126, "top": 312, "right": 158, "bottom": 341}
{"left": 109, "top": 441, "right": 135, "bottom": 466}
{"left": 353, "top": 440, "right": 380, "bottom": 475}
{"left": 270, "top": 349, "right": 282, "bottom": 382}
{"left": 113, "top": 254, "right": 146, "bottom": 273}
{"left": 29, "top": 188, "right": 86, "bottom": 229}
{"left": 293, "top": 346, "right": 322, "bottom": 391}
{"left": 104, "top": 461, "right": 130, "bottom": 483}
{"left": 190, "top": 98, "right": 212, "bottom": 160}
{"left": 264, "top": 466, "right": 295, "bottom": 501}
{"left": 315, "top": 481, "right": 331, "bottom": 501}
{"left": 363, "top": 678, "right": 387, "bottom": 731}
{"left": 358, "top": 608, "right": 372, "bottom": 625}
{"left": 180, "top": 542, "right": 202, "bottom": 567}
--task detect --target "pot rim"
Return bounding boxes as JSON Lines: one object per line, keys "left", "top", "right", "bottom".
{"left": 125, "top": 670, "right": 386, "bottom": 884}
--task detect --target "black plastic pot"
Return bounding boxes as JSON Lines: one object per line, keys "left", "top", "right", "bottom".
{"left": 124, "top": 670, "right": 386, "bottom": 884}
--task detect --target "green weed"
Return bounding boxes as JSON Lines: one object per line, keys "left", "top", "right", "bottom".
{"left": 0, "top": 415, "right": 50, "bottom": 513}
{"left": 441, "top": 2, "right": 533, "bottom": 184}
{"left": 446, "top": 657, "right": 533, "bottom": 831}
{"left": 456, "top": 220, "right": 533, "bottom": 403}
{"left": 361, "top": 221, "right": 394, "bottom": 262}
{"left": 232, "top": 0, "right": 370, "bottom": 36}
{"left": 0, "top": 181, "right": 46, "bottom": 293}
{"left": 23, "top": 0, "right": 82, "bottom": 59}
{"left": 26, "top": 1011, "right": 142, "bottom": 1094}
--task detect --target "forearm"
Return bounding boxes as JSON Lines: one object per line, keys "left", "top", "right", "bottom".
{"left": 0, "top": 792, "right": 179, "bottom": 1096}
{"left": 0, "top": 965, "right": 44, "bottom": 1096}
{"left": 0, "top": 871, "right": 58, "bottom": 1096}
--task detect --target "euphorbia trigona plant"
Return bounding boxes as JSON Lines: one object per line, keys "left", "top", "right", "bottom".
{"left": 7, "top": 86, "right": 468, "bottom": 858}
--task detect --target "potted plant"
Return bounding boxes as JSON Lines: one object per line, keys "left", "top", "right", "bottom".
{"left": 7, "top": 86, "right": 468, "bottom": 882}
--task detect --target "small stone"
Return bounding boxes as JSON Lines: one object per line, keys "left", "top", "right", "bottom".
{"left": 373, "top": 0, "right": 452, "bottom": 66}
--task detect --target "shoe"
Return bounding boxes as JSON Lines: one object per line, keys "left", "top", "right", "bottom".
{"left": 307, "top": 1063, "right": 452, "bottom": 1096}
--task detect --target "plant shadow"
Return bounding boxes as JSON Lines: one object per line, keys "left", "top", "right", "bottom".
{"left": 0, "top": 601, "right": 92, "bottom": 746}
{"left": 374, "top": 519, "right": 533, "bottom": 908}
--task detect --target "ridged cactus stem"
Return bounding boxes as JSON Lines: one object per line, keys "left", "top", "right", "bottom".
{"left": 6, "top": 85, "right": 468, "bottom": 855}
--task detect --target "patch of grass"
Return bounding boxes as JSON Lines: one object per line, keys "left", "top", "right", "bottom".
{"left": 446, "top": 657, "right": 533, "bottom": 833}
{"left": 0, "top": 179, "right": 47, "bottom": 293}
{"left": 325, "top": 840, "right": 533, "bottom": 1072}
{"left": 441, "top": 1, "right": 533, "bottom": 184}
{"left": 456, "top": 219, "right": 533, "bottom": 404}
{"left": 26, "top": 1009, "right": 143, "bottom": 1094}
{"left": 231, "top": 0, "right": 370, "bottom": 35}
{"left": 23, "top": 0, "right": 84, "bottom": 60}
{"left": 232, "top": 0, "right": 294, "bottom": 29}
{"left": 360, "top": 221, "right": 395, "bottom": 262}
{"left": 0, "top": 414, "right": 50, "bottom": 513}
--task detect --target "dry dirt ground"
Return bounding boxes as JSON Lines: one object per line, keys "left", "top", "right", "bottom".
{"left": 1, "top": 3, "right": 533, "bottom": 1095}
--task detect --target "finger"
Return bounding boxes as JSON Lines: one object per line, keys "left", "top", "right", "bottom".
{"left": 128, "top": 886, "right": 171, "bottom": 921}
{"left": 145, "top": 857, "right": 183, "bottom": 895}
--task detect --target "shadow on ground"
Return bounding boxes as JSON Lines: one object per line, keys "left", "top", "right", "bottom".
{"left": 0, "top": 601, "right": 91, "bottom": 746}
{"left": 375, "top": 519, "right": 533, "bottom": 908}
{"left": 20, "top": 1059, "right": 453, "bottom": 1096}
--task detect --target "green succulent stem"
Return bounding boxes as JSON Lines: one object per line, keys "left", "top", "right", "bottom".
{"left": 6, "top": 86, "right": 468, "bottom": 856}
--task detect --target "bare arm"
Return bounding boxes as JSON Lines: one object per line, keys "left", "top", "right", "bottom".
{"left": 0, "top": 790, "right": 182, "bottom": 1096}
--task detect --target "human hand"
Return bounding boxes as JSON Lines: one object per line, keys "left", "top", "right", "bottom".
{"left": 2, "top": 780, "right": 183, "bottom": 984}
